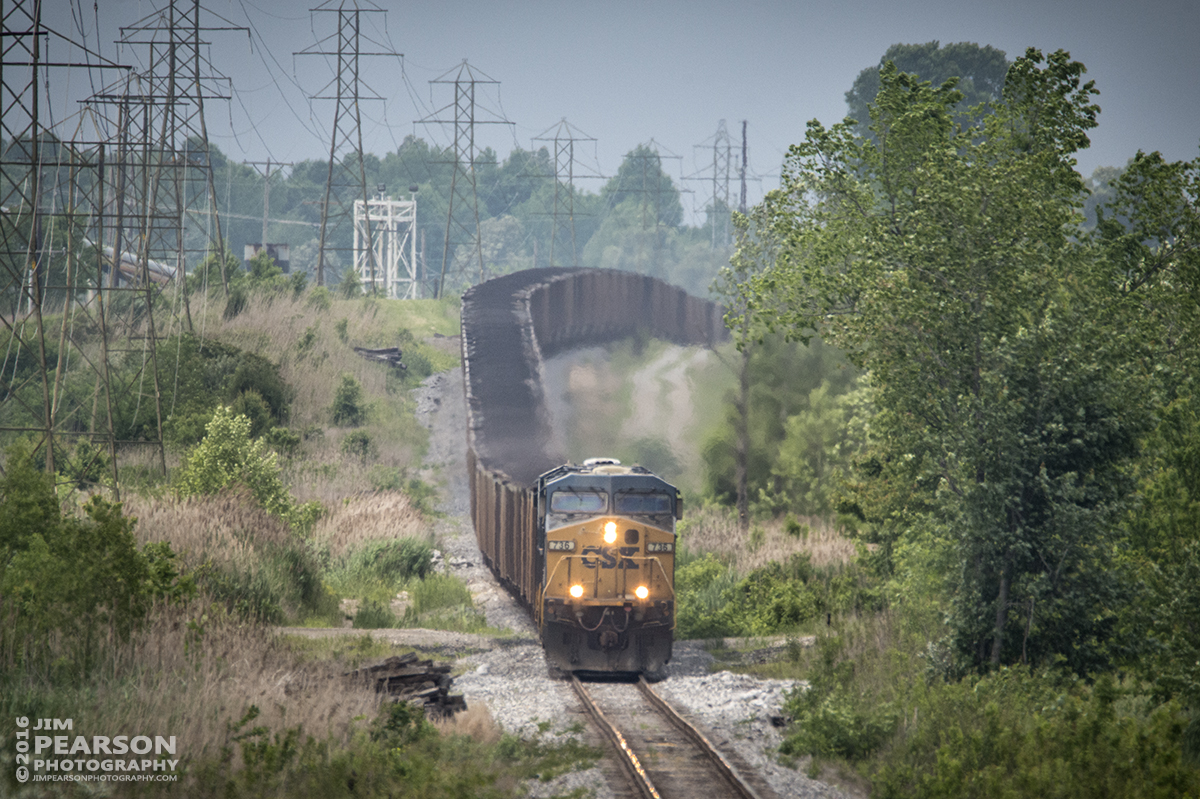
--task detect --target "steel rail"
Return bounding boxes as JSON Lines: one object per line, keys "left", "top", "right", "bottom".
{"left": 569, "top": 675, "right": 660, "bottom": 799}
{"left": 636, "top": 676, "right": 763, "bottom": 799}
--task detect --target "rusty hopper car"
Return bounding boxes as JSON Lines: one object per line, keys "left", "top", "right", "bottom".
{"left": 461, "top": 268, "right": 726, "bottom": 672}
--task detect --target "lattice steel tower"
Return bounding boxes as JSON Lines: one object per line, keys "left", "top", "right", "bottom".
{"left": 297, "top": 0, "right": 398, "bottom": 288}
{"left": 421, "top": 60, "right": 511, "bottom": 297}
{"left": 532, "top": 119, "right": 597, "bottom": 268}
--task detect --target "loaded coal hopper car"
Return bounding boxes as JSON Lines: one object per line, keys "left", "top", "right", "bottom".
{"left": 460, "top": 268, "right": 726, "bottom": 673}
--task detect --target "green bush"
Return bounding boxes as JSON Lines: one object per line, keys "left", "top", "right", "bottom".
{"left": 223, "top": 283, "right": 249, "bottom": 319}
{"left": 306, "top": 285, "right": 332, "bottom": 311}
{"left": 231, "top": 390, "right": 274, "bottom": 438}
{"left": 353, "top": 600, "right": 397, "bottom": 629}
{"left": 404, "top": 573, "right": 488, "bottom": 633}
{"left": 330, "top": 375, "right": 367, "bottom": 426}
{"left": 781, "top": 634, "right": 897, "bottom": 760}
{"left": 868, "top": 671, "right": 1200, "bottom": 799}
{"left": 227, "top": 352, "right": 292, "bottom": 425}
{"left": 174, "top": 406, "right": 323, "bottom": 532}
{"left": 341, "top": 430, "right": 376, "bottom": 463}
{"left": 0, "top": 444, "right": 192, "bottom": 673}
{"left": 673, "top": 552, "right": 881, "bottom": 640}
{"left": 674, "top": 553, "right": 740, "bottom": 639}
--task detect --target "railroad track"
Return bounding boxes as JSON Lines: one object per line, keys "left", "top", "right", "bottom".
{"left": 570, "top": 675, "right": 775, "bottom": 799}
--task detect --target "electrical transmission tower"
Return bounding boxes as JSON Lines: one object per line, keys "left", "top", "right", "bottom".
{"left": 1, "top": 0, "right": 235, "bottom": 490}
{"left": 419, "top": 60, "right": 512, "bottom": 297}
{"left": 532, "top": 119, "right": 599, "bottom": 267}
{"left": 690, "top": 120, "right": 733, "bottom": 249}
{"left": 1, "top": 0, "right": 126, "bottom": 477}
{"left": 116, "top": 0, "right": 242, "bottom": 298}
{"left": 244, "top": 159, "right": 294, "bottom": 258}
{"left": 738, "top": 119, "right": 748, "bottom": 214}
{"left": 296, "top": 0, "right": 399, "bottom": 288}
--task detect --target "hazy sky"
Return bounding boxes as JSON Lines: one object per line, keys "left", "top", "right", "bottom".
{"left": 40, "top": 0, "right": 1200, "bottom": 224}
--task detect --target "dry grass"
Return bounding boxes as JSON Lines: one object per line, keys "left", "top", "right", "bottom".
{"left": 681, "top": 504, "right": 859, "bottom": 573}
{"left": 34, "top": 600, "right": 385, "bottom": 774}
{"left": 311, "top": 491, "right": 431, "bottom": 558}
{"left": 123, "top": 490, "right": 294, "bottom": 570}
{"left": 208, "top": 293, "right": 393, "bottom": 429}
{"left": 196, "top": 291, "right": 457, "bottom": 430}
{"left": 282, "top": 433, "right": 419, "bottom": 505}
{"left": 432, "top": 702, "right": 502, "bottom": 745}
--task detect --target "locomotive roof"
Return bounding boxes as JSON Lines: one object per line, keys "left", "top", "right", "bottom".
{"left": 539, "top": 462, "right": 678, "bottom": 495}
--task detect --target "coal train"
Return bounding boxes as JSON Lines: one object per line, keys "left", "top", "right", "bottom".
{"left": 460, "top": 268, "right": 726, "bottom": 673}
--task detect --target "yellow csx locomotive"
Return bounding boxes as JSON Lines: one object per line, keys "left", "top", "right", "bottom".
{"left": 535, "top": 458, "right": 679, "bottom": 673}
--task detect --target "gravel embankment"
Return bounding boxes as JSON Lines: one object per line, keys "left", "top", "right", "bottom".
{"left": 413, "top": 364, "right": 850, "bottom": 799}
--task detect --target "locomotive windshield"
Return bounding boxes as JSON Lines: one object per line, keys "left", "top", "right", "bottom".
{"left": 549, "top": 490, "right": 607, "bottom": 513}
{"left": 614, "top": 491, "right": 673, "bottom": 514}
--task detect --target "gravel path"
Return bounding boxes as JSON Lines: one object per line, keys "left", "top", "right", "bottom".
{"left": 412, "top": 362, "right": 850, "bottom": 799}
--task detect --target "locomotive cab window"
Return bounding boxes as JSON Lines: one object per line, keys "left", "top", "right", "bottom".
{"left": 549, "top": 490, "right": 607, "bottom": 513}
{"left": 614, "top": 491, "right": 673, "bottom": 515}
{"left": 546, "top": 489, "right": 608, "bottom": 530}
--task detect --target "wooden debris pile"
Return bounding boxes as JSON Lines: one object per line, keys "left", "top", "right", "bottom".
{"left": 353, "top": 346, "right": 406, "bottom": 370}
{"left": 345, "top": 652, "right": 466, "bottom": 716}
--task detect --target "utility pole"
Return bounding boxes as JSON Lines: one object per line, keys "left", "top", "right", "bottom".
{"left": 244, "top": 159, "right": 293, "bottom": 250}
{"left": 420, "top": 60, "right": 513, "bottom": 297}
{"left": 296, "top": 1, "right": 399, "bottom": 288}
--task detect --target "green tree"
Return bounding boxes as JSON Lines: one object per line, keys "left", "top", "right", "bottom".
{"left": 845, "top": 41, "right": 1010, "bottom": 134}
{"left": 602, "top": 144, "right": 683, "bottom": 228}
{"left": 753, "top": 50, "right": 1140, "bottom": 673}
{"left": 330, "top": 375, "right": 367, "bottom": 426}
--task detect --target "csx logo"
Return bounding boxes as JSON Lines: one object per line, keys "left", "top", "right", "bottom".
{"left": 580, "top": 546, "right": 639, "bottom": 569}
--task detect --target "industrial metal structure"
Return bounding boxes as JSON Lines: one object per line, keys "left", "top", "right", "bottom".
{"left": 353, "top": 191, "right": 418, "bottom": 299}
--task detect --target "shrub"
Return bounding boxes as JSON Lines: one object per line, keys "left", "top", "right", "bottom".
{"left": 223, "top": 283, "right": 249, "bottom": 319}
{"left": 305, "top": 285, "right": 332, "bottom": 312}
{"left": 352, "top": 600, "right": 397, "bottom": 629}
{"left": 174, "top": 406, "right": 323, "bottom": 532}
{"left": 330, "top": 375, "right": 367, "bottom": 426}
{"left": 674, "top": 553, "right": 740, "bottom": 639}
{"left": 326, "top": 538, "right": 433, "bottom": 600}
{"left": 0, "top": 444, "right": 191, "bottom": 672}
{"left": 337, "top": 267, "right": 361, "bottom": 299}
{"left": 231, "top": 390, "right": 274, "bottom": 438}
{"left": 264, "top": 426, "right": 301, "bottom": 456}
{"left": 341, "top": 430, "right": 376, "bottom": 463}
{"left": 227, "top": 352, "right": 292, "bottom": 425}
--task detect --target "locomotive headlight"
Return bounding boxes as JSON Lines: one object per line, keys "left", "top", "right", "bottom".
{"left": 635, "top": 585, "right": 649, "bottom": 600}
{"left": 603, "top": 521, "right": 617, "bottom": 544}
{"left": 569, "top": 584, "right": 584, "bottom": 599}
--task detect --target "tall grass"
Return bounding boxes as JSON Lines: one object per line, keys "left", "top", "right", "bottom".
{"left": 199, "top": 291, "right": 458, "bottom": 432}
{"left": 310, "top": 492, "right": 429, "bottom": 556}
{"left": 679, "top": 504, "right": 858, "bottom": 572}
{"left": 2, "top": 600, "right": 382, "bottom": 779}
